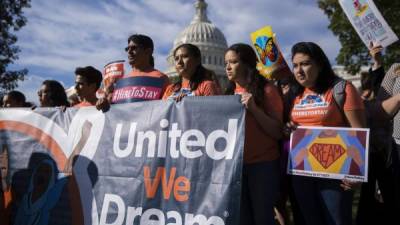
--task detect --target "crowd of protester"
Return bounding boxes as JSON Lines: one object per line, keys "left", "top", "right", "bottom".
{"left": 1, "top": 33, "right": 399, "bottom": 225}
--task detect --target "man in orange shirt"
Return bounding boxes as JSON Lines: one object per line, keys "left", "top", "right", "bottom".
{"left": 74, "top": 66, "right": 102, "bottom": 107}
{"left": 104, "top": 34, "right": 170, "bottom": 104}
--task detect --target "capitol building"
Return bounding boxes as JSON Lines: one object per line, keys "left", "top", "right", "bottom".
{"left": 164, "top": 0, "right": 362, "bottom": 90}
{"left": 165, "top": 0, "right": 229, "bottom": 88}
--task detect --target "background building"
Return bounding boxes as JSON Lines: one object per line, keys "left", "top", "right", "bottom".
{"left": 333, "top": 66, "right": 364, "bottom": 90}
{"left": 165, "top": 0, "right": 229, "bottom": 88}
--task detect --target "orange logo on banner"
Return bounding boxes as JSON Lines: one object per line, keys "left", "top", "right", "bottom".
{"left": 0, "top": 120, "right": 84, "bottom": 225}
{"left": 309, "top": 143, "right": 345, "bottom": 169}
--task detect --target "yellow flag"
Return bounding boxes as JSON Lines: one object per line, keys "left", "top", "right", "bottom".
{"left": 250, "top": 26, "right": 290, "bottom": 80}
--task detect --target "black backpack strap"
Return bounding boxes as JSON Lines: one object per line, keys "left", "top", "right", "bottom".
{"left": 333, "top": 77, "right": 346, "bottom": 109}
{"left": 332, "top": 77, "right": 348, "bottom": 124}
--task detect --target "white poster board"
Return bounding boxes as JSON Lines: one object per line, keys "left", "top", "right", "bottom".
{"left": 288, "top": 126, "right": 370, "bottom": 182}
{"left": 339, "top": 0, "right": 398, "bottom": 48}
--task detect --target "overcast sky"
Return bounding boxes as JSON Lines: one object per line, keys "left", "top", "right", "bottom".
{"left": 11, "top": 0, "right": 342, "bottom": 103}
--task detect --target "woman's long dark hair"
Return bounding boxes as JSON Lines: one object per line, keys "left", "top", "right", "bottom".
{"left": 291, "top": 42, "right": 338, "bottom": 94}
{"left": 41, "top": 80, "right": 69, "bottom": 107}
{"left": 172, "top": 43, "right": 214, "bottom": 92}
{"left": 224, "top": 43, "right": 268, "bottom": 107}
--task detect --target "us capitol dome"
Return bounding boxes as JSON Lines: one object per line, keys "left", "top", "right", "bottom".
{"left": 165, "top": 0, "right": 229, "bottom": 88}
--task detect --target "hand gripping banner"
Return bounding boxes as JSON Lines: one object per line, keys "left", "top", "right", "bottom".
{"left": 0, "top": 96, "right": 245, "bottom": 225}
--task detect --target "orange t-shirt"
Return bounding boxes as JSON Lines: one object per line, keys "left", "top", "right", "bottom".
{"left": 290, "top": 82, "right": 364, "bottom": 126}
{"left": 235, "top": 83, "right": 283, "bottom": 164}
{"left": 162, "top": 79, "right": 220, "bottom": 99}
{"left": 127, "top": 69, "right": 170, "bottom": 99}
{"left": 74, "top": 101, "right": 95, "bottom": 108}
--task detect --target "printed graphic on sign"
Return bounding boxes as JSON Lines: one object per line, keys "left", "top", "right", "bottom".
{"left": 250, "top": 26, "right": 290, "bottom": 80}
{"left": 254, "top": 36, "right": 278, "bottom": 66}
{"left": 112, "top": 76, "right": 164, "bottom": 103}
{"left": 339, "top": 0, "right": 398, "bottom": 48}
{"left": 288, "top": 126, "right": 369, "bottom": 182}
{"left": 353, "top": 0, "right": 368, "bottom": 16}
{"left": 0, "top": 107, "right": 105, "bottom": 225}
{"left": 103, "top": 60, "right": 124, "bottom": 87}
{"left": 13, "top": 158, "right": 68, "bottom": 225}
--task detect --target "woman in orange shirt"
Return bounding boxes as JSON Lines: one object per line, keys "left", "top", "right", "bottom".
{"left": 287, "top": 42, "right": 366, "bottom": 225}
{"left": 162, "top": 43, "right": 220, "bottom": 100}
{"left": 225, "top": 43, "right": 283, "bottom": 225}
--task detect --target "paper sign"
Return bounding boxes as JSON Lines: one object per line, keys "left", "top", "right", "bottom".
{"left": 250, "top": 26, "right": 290, "bottom": 80}
{"left": 103, "top": 60, "right": 124, "bottom": 87}
{"left": 288, "top": 126, "right": 370, "bottom": 182}
{"left": 339, "top": 0, "right": 398, "bottom": 48}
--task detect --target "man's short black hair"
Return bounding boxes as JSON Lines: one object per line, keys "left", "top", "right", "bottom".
{"left": 5, "top": 90, "right": 26, "bottom": 104}
{"left": 127, "top": 34, "right": 154, "bottom": 52}
{"left": 75, "top": 66, "right": 103, "bottom": 89}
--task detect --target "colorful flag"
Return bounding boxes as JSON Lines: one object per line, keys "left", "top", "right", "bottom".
{"left": 250, "top": 26, "right": 290, "bottom": 80}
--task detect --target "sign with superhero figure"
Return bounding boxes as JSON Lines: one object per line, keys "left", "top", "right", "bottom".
{"left": 288, "top": 126, "right": 370, "bottom": 182}
{"left": 0, "top": 96, "right": 245, "bottom": 225}
{"left": 339, "top": 0, "right": 398, "bottom": 48}
{"left": 250, "top": 26, "right": 290, "bottom": 80}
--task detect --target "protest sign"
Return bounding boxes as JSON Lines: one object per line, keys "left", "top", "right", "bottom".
{"left": 250, "top": 26, "right": 290, "bottom": 80}
{"left": 103, "top": 60, "right": 125, "bottom": 88}
{"left": 288, "top": 126, "right": 369, "bottom": 182}
{"left": 0, "top": 96, "right": 245, "bottom": 225}
{"left": 111, "top": 76, "right": 166, "bottom": 103}
{"left": 339, "top": 0, "right": 398, "bottom": 48}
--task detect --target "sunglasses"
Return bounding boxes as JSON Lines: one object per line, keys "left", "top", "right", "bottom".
{"left": 125, "top": 45, "right": 143, "bottom": 52}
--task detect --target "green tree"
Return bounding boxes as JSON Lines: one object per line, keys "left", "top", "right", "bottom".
{"left": 318, "top": 0, "right": 400, "bottom": 74}
{"left": 0, "top": 0, "right": 30, "bottom": 95}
